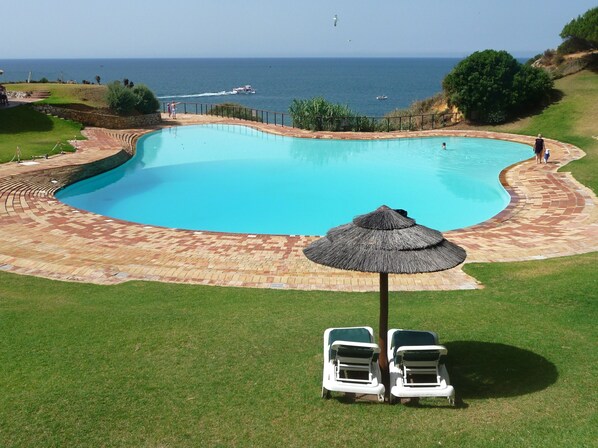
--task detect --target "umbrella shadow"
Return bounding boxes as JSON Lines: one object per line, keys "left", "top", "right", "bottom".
{"left": 445, "top": 341, "right": 558, "bottom": 401}
{"left": 331, "top": 393, "right": 384, "bottom": 405}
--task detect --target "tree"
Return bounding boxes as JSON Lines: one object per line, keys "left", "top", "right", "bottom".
{"left": 442, "top": 50, "right": 553, "bottom": 123}
{"left": 560, "top": 7, "right": 598, "bottom": 49}
{"left": 95, "top": 75, "right": 101, "bottom": 85}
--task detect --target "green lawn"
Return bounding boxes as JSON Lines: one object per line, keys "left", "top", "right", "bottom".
{"left": 0, "top": 83, "right": 108, "bottom": 163}
{"left": 6, "top": 83, "right": 108, "bottom": 108}
{"left": 0, "top": 107, "right": 83, "bottom": 163}
{"left": 1, "top": 253, "right": 596, "bottom": 447}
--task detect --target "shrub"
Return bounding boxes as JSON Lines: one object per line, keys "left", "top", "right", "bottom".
{"left": 106, "top": 81, "right": 160, "bottom": 116}
{"left": 512, "top": 64, "right": 553, "bottom": 112}
{"left": 289, "top": 97, "right": 376, "bottom": 131}
{"left": 207, "top": 103, "right": 262, "bottom": 122}
{"left": 106, "top": 81, "right": 137, "bottom": 115}
{"left": 132, "top": 84, "right": 160, "bottom": 114}
{"left": 442, "top": 49, "right": 553, "bottom": 124}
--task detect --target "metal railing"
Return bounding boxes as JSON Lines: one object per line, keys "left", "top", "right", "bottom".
{"left": 161, "top": 101, "right": 461, "bottom": 132}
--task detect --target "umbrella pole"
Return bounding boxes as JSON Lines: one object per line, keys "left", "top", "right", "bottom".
{"left": 379, "top": 272, "right": 390, "bottom": 396}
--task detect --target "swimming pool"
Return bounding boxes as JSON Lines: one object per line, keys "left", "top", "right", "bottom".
{"left": 56, "top": 125, "right": 532, "bottom": 235}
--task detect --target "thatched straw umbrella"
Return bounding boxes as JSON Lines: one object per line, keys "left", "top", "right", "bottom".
{"left": 303, "top": 205, "right": 466, "bottom": 390}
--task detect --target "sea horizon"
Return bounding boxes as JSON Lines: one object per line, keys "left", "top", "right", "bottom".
{"left": 1, "top": 52, "right": 539, "bottom": 61}
{"left": 0, "top": 56, "right": 530, "bottom": 116}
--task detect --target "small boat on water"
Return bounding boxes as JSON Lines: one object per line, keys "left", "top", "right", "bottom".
{"left": 376, "top": 95, "right": 388, "bottom": 100}
{"left": 233, "top": 85, "right": 256, "bottom": 94}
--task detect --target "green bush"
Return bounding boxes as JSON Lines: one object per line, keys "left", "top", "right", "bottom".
{"left": 289, "top": 97, "right": 376, "bottom": 131}
{"left": 106, "top": 81, "right": 160, "bottom": 116}
{"left": 132, "top": 84, "right": 160, "bottom": 114}
{"left": 106, "top": 81, "right": 137, "bottom": 115}
{"left": 442, "top": 49, "right": 553, "bottom": 124}
{"left": 512, "top": 64, "right": 554, "bottom": 111}
{"left": 207, "top": 103, "right": 262, "bottom": 122}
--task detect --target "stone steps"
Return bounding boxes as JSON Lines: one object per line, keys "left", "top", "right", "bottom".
{"left": 30, "top": 90, "right": 51, "bottom": 98}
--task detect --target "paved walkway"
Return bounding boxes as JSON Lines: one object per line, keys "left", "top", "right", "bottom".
{"left": 1, "top": 114, "right": 597, "bottom": 291}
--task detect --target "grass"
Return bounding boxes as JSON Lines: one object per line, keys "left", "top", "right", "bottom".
{"left": 0, "top": 106, "right": 84, "bottom": 163}
{"left": 0, "top": 83, "right": 111, "bottom": 162}
{"left": 0, "top": 83, "right": 109, "bottom": 162}
{"left": 0, "top": 71, "right": 597, "bottom": 447}
{"left": 0, "top": 253, "right": 596, "bottom": 447}
{"left": 6, "top": 83, "right": 108, "bottom": 108}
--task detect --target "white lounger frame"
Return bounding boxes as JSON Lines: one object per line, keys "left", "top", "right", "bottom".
{"left": 322, "top": 326, "right": 385, "bottom": 402}
{"left": 387, "top": 328, "right": 455, "bottom": 405}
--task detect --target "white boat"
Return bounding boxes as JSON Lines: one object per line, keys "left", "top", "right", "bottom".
{"left": 233, "top": 85, "right": 256, "bottom": 94}
{"left": 376, "top": 95, "right": 388, "bottom": 100}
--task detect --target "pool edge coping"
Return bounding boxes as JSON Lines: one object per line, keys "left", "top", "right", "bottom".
{"left": 0, "top": 116, "right": 597, "bottom": 292}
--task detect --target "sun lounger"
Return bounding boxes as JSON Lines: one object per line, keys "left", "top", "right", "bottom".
{"left": 387, "top": 328, "right": 455, "bottom": 405}
{"left": 322, "top": 326, "right": 385, "bottom": 402}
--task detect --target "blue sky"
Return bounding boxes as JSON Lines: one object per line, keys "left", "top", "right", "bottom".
{"left": 1, "top": 0, "right": 595, "bottom": 58}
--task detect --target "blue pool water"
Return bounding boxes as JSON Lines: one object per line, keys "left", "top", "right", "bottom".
{"left": 56, "top": 125, "right": 532, "bottom": 235}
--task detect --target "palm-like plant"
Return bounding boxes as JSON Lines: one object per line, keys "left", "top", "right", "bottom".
{"left": 289, "top": 97, "right": 376, "bottom": 131}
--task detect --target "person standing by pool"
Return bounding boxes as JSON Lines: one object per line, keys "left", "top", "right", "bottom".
{"left": 167, "top": 102, "right": 172, "bottom": 117}
{"left": 171, "top": 101, "right": 178, "bottom": 119}
{"left": 533, "top": 134, "right": 545, "bottom": 164}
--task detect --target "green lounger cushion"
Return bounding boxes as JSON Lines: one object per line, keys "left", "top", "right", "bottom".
{"left": 328, "top": 328, "right": 373, "bottom": 359}
{"left": 391, "top": 330, "right": 437, "bottom": 350}
{"left": 391, "top": 330, "right": 446, "bottom": 364}
{"left": 336, "top": 345, "right": 377, "bottom": 360}
{"left": 402, "top": 350, "right": 443, "bottom": 362}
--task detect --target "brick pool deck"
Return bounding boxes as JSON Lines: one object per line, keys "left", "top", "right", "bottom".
{"left": 1, "top": 114, "right": 597, "bottom": 291}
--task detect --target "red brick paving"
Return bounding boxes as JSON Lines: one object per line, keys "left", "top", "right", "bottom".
{"left": 0, "top": 115, "right": 596, "bottom": 291}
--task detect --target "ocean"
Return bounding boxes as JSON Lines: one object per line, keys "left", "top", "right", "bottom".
{"left": 0, "top": 58, "right": 461, "bottom": 117}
